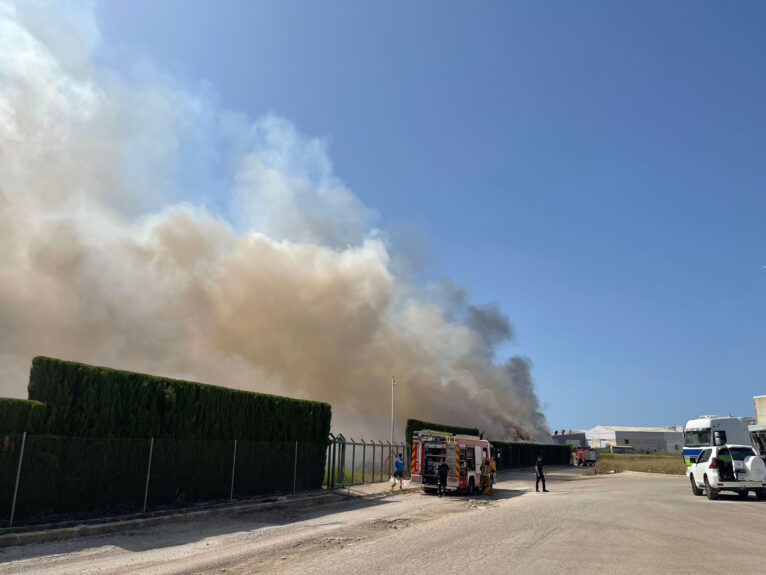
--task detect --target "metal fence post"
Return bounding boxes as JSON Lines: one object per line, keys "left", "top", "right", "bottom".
{"left": 371, "top": 442, "right": 376, "bottom": 483}
{"left": 229, "top": 439, "right": 237, "bottom": 500}
{"left": 379, "top": 441, "right": 385, "bottom": 482}
{"left": 361, "top": 440, "right": 366, "bottom": 484}
{"left": 143, "top": 437, "right": 154, "bottom": 513}
{"left": 9, "top": 431, "right": 27, "bottom": 528}
{"left": 329, "top": 435, "right": 337, "bottom": 489}
{"left": 293, "top": 441, "right": 298, "bottom": 494}
{"left": 350, "top": 441, "right": 356, "bottom": 486}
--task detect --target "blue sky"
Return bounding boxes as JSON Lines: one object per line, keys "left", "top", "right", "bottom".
{"left": 96, "top": 1, "right": 766, "bottom": 431}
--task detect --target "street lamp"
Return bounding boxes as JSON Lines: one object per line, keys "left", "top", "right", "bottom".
{"left": 390, "top": 376, "right": 396, "bottom": 477}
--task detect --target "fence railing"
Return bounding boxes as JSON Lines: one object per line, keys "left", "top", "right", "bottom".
{"left": 324, "top": 434, "right": 410, "bottom": 489}
{"left": 0, "top": 432, "right": 327, "bottom": 528}
{"left": 1, "top": 431, "right": 571, "bottom": 528}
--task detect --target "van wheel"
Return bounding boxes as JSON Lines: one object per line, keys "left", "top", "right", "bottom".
{"left": 689, "top": 474, "right": 703, "bottom": 496}
{"left": 737, "top": 490, "right": 750, "bottom": 499}
{"left": 756, "top": 489, "right": 766, "bottom": 501}
{"left": 704, "top": 476, "right": 719, "bottom": 500}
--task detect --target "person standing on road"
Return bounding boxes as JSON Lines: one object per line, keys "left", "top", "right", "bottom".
{"left": 535, "top": 454, "right": 548, "bottom": 492}
{"left": 392, "top": 453, "right": 405, "bottom": 490}
{"left": 437, "top": 459, "right": 450, "bottom": 497}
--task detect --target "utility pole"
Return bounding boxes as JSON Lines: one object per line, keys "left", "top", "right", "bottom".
{"left": 391, "top": 375, "right": 396, "bottom": 445}
{"left": 390, "top": 375, "right": 396, "bottom": 477}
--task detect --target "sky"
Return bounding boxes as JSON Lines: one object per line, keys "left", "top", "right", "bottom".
{"left": 3, "top": 1, "right": 765, "bottom": 436}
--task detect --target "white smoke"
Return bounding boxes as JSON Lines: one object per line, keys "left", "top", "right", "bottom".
{"left": 0, "top": 0, "right": 550, "bottom": 441}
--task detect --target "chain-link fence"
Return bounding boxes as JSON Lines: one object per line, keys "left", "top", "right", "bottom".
{"left": 0, "top": 432, "right": 329, "bottom": 528}
{"left": 324, "top": 434, "right": 410, "bottom": 488}
{"left": 5, "top": 432, "right": 560, "bottom": 528}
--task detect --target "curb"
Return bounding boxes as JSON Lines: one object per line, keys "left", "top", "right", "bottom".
{"left": 0, "top": 491, "right": 341, "bottom": 549}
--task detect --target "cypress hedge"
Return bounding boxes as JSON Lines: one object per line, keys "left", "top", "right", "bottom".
{"left": 404, "top": 418, "right": 571, "bottom": 469}
{"left": 0, "top": 398, "right": 48, "bottom": 434}
{"left": 405, "top": 418, "right": 481, "bottom": 446}
{"left": 28, "top": 356, "right": 331, "bottom": 442}
{"left": 0, "top": 356, "right": 333, "bottom": 525}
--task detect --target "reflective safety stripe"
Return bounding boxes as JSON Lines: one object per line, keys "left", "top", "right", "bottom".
{"left": 411, "top": 444, "right": 418, "bottom": 474}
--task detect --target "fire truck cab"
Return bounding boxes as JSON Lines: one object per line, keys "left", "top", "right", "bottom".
{"left": 410, "top": 430, "right": 495, "bottom": 495}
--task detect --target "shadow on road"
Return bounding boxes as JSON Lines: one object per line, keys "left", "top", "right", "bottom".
{"left": 0, "top": 493, "right": 399, "bottom": 560}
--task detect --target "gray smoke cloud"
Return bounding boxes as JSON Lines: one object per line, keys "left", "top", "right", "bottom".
{"left": 0, "top": 0, "right": 550, "bottom": 441}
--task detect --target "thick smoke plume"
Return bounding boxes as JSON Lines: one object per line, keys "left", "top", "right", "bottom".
{"left": 0, "top": 1, "right": 549, "bottom": 441}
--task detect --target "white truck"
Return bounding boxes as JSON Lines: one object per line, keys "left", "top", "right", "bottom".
{"left": 682, "top": 415, "right": 751, "bottom": 469}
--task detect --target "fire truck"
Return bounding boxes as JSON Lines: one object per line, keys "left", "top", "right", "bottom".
{"left": 573, "top": 446, "right": 598, "bottom": 466}
{"left": 410, "top": 430, "right": 495, "bottom": 494}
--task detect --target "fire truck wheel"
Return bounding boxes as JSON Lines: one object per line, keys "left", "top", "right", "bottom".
{"left": 467, "top": 478, "right": 475, "bottom": 495}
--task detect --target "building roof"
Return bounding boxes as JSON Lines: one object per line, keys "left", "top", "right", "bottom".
{"left": 598, "top": 425, "right": 678, "bottom": 433}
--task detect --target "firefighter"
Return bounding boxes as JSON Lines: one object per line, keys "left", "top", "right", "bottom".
{"left": 535, "top": 454, "right": 548, "bottom": 492}
{"left": 436, "top": 458, "right": 449, "bottom": 497}
{"left": 480, "top": 458, "right": 493, "bottom": 495}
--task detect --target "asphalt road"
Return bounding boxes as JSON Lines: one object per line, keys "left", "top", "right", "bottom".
{"left": 1, "top": 468, "right": 764, "bottom": 574}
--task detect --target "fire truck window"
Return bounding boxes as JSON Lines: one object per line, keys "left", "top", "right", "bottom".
{"left": 462, "top": 447, "right": 475, "bottom": 471}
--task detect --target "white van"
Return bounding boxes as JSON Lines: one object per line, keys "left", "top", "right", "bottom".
{"left": 683, "top": 416, "right": 750, "bottom": 473}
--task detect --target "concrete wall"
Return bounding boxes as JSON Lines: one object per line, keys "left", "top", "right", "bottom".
{"left": 613, "top": 431, "right": 682, "bottom": 452}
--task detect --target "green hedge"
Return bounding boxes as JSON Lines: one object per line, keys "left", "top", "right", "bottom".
{"left": 28, "top": 356, "right": 331, "bottom": 442}
{"left": 0, "top": 398, "right": 48, "bottom": 434}
{"left": 0, "top": 356, "right": 334, "bottom": 525}
{"left": 405, "top": 418, "right": 481, "bottom": 446}
{"left": 490, "top": 440, "right": 572, "bottom": 469}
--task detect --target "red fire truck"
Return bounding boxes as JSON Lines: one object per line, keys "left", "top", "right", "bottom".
{"left": 410, "top": 430, "right": 495, "bottom": 494}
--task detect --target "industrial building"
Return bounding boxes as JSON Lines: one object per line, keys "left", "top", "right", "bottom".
{"left": 754, "top": 395, "right": 766, "bottom": 425}
{"left": 751, "top": 395, "right": 766, "bottom": 457}
{"left": 551, "top": 430, "right": 587, "bottom": 448}
{"left": 584, "top": 425, "right": 683, "bottom": 452}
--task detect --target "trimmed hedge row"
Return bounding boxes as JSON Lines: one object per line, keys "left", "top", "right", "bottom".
{"left": 405, "top": 418, "right": 481, "bottom": 446}
{"left": 404, "top": 419, "right": 571, "bottom": 469}
{"left": 0, "top": 398, "right": 48, "bottom": 434}
{"left": 0, "top": 357, "right": 333, "bottom": 525}
{"left": 491, "top": 440, "right": 572, "bottom": 469}
{"left": 28, "top": 356, "right": 331, "bottom": 442}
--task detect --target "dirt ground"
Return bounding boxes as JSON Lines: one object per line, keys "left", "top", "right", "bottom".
{"left": 1, "top": 467, "right": 764, "bottom": 575}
